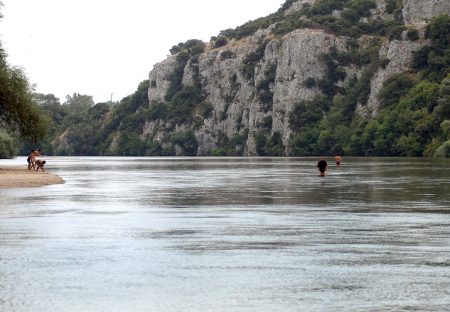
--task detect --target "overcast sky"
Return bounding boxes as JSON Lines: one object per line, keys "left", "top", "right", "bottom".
{"left": 1, "top": 0, "right": 283, "bottom": 104}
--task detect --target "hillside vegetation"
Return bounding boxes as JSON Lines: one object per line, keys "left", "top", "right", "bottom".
{"left": 10, "top": 0, "right": 450, "bottom": 157}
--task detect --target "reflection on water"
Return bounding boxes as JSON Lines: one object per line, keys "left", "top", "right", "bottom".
{"left": 0, "top": 157, "right": 449, "bottom": 311}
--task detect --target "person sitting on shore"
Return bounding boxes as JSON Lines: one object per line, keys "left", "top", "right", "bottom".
{"left": 35, "top": 160, "right": 46, "bottom": 172}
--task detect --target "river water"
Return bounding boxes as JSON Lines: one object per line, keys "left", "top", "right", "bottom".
{"left": 0, "top": 157, "right": 449, "bottom": 311}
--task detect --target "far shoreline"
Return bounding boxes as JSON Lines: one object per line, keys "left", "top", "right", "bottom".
{"left": 0, "top": 165, "right": 64, "bottom": 189}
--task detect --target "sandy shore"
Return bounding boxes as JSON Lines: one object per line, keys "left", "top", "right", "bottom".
{"left": 0, "top": 166, "right": 64, "bottom": 188}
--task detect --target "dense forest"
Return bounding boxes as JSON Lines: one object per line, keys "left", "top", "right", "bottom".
{"left": 0, "top": 0, "right": 449, "bottom": 158}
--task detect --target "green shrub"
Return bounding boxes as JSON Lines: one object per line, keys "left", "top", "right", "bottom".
{"left": 0, "top": 131, "right": 16, "bottom": 158}
{"left": 240, "top": 40, "right": 268, "bottom": 81}
{"left": 353, "top": 61, "right": 380, "bottom": 105}
{"left": 395, "top": 134, "right": 422, "bottom": 156}
{"left": 220, "top": 50, "right": 235, "bottom": 60}
{"left": 170, "top": 39, "right": 205, "bottom": 56}
{"left": 167, "top": 86, "right": 205, "bottom": 124}
{"left": 272, "top": 12, "right": 313, "bottom": 36}
{"left": 212, "top": 132, "right": 246, "bottom": 156}
{"left": 378, "top": 74, "right": 416, "bottom": 108}
{"left": 213, "top": 37, "right": 228, "bottom": 49}
{"left": 260, "top": 116, "right": 273, "bottom": 131}
{"left": 255, "top": 131, "right": 268, "bottom": 156}
{"left": 426, "top": 14, "right": 450, "bottom": 50}
{"left": 352, "top": 79, "right": 444, "bottom": 157}
{"left": 388, "top": 25, "right": 407, "bottom": 40}
{"left": 411, "top": 46, "right": 432, "bottom": 70}
{"left": 407, "top": 28, "right": 420, "bottom": 41}
{"left": 257, "top": 63, "right": 277, "bottom": 109}
{"left": 116, "top": 132, "right": 144, "bottom": 156}
{"left": 211, "top": 147, "right": 227, "bottom": 156}
{"left": 147, "top": 102, "right": 168, "bottom": 121}
{"left": 434, "top": 140, "right": 450, "bottom": 157}
{"left": 169, "top": 130, "right": 198, "bottom": 156}
{"left": 385, "top": 0, "right": 399, "bottom": 14}
{"left": 309, "top": 0, "right": 349, "bottom": 16}
{"left": 289, "top": 96, "right": 327, "bottom": 131}
{"left": 341, "top": 8, "right": 360, "bottom": 22}
{"left": 222, "top": 10, "right": 286, "bottom": 40}
{"left": 257, "top": 63, "right": 277, "bottom": 91}
{"left": 267, "top": 131, "right": 285, "bottom": 156}
{"left": 290, "top": 126, "right": 320, "bottom": 156}
{"left": 340, "top": 0, "right": 376, "bottom": 23}
{"left": 346, "top": 0, "right": 376, "bottom": 18}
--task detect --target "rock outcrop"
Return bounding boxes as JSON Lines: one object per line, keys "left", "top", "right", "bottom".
{"left": 144, "top": 0, "right": 450, "bottom": 155}
{"left": 284, "top": 0, "right": 317, "bottom": 15}
{"left": 357, "top": 39, "right": 427, "bottom": 117}
{"left": 403, "top": 0, "right": 450, "bottom": 24}
{"left": 272, "top": 29, "right": 347, "bottom": 146}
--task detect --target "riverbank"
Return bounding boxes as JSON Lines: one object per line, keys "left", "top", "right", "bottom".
{"left": 0, "top": 165, "right": 64, "bottom": 188}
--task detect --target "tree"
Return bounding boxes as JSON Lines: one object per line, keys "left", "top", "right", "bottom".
{"left": 0, "top": 3, "right": 48, "bottom": 147}
{"left": 378, "top": 74, "right": 416, "bottom": 108}
{"left": 64, "top": 93, "right": 94, "bottom": 113}
{"left": 170, "top": 130, "right": 198, "bottom": 156}
{"left": 0, "top": 130, "right": 15, "bottom": 158}
{"left": 34, "top": 93, "right": 66, "bottom": 125}
{"left": 0, "top": 45, "right": 48, "bottom": 144}
{"left": 426, "top": 14, "right": 450, "bottom": 50}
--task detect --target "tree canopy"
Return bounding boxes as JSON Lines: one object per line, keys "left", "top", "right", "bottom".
{"left": 0, "top": 39, "right": 48, "bottom": 144}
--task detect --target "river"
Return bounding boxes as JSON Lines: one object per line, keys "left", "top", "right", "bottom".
{"left": 0, "top": 157, "right": 449, "bottom": 311}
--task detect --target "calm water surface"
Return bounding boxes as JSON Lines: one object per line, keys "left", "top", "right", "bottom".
{"left": 0, "top": 157, "right": 449, "bottom": 311}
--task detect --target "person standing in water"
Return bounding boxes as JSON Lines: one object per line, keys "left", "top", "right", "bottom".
{"left": 27, "top": 149, "right": 43, "bottom": 170}
{"left": 27, "top": 149, "right": 35, "bottom": 170}
{"left": 335, "top": 154, "right": 342, "bottom": 167}
{"left": 317, "top": 157, "right": 328, "bottom": 177}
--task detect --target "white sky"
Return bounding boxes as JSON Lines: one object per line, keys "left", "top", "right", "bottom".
{"left": 0, "top": 0, "right": 283, "bottom": 104}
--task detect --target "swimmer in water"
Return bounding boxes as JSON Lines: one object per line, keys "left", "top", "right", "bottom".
{"left": 317, "top": 157, "right": 328, "bottom": 177}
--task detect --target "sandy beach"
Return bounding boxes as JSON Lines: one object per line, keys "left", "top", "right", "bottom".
{"left": 0, "top": 165, "right": 64, "bottom": 188}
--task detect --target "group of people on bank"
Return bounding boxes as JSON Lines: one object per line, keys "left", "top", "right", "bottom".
{"left": 317, "top": 154, "right": 341, "bottom": 177}
{"left": 27, "top": 149, "right": 46, "bottom": 172}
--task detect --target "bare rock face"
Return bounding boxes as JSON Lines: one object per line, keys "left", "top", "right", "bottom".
{"left": 357, "top": 39, "right": 427, "bottom": 117}
{"left": 284, "top": 0, "right": 317, "bottom": 15}
{"left": 143, "top": 0, "right": 448, "bottom": 155}
{"left": 272, "top": 29, "right": 346, "bottom": 145}
{"left": 145, "top": 27, "right": 348, "bottom": 154}
{"left": 148, "top": 56, "right": 178, "bottom": 103}
{"left": 403, "top": 0, "right": 450, "bottom": 24}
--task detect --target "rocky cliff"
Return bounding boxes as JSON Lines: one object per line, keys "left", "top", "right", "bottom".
{"left": 403, "top": 0, "right": 450, "bottom": 24}
{"left": 142, "top": 0, "right": 450, "bottom": 156}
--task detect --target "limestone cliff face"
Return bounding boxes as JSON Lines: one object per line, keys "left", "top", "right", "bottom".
{"left": 357, "top": 39, "right": 427, "bottom": 118}
{"left": 148, "top": 56, "right": 178, "bottom": 103}
{"left": 284, "top": 0, "right": 317, "bottom": 15}
{"left": 145, "top": 0, "right": 449, "bottom": 156}
{"left": 286, "top": 0, "right": 450, "bottom": 24}
{"left": 403, "top": 0, "right": 450, "bottom": 24}
{"left": 272, "top": 29, "right": 347, "bottom": 148}
{"left": 146, "top": 28, "right": 346, "bottom": 154}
